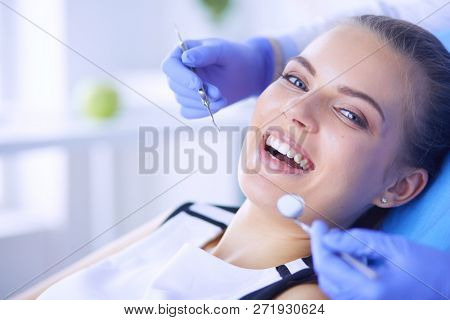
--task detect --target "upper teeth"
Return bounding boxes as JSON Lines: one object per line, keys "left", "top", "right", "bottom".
{"left": 265, "top": 135, "right": 311, "bottom": 170}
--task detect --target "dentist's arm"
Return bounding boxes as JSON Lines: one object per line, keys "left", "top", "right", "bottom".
{"left": 310, "top": 220, "right": 450, "bottom": 299}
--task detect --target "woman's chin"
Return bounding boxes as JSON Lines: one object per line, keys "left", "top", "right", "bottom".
{"left": 238, "top": 158, "right": 293, "bottom": 210}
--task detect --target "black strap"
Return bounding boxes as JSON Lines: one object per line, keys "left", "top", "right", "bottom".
{"left": 214, "top": 204, "right": 239, "bottom": 214}
{"left": 302, "top": 255, "right": 314, "bottom": 268}
{"left": 275, "top": 265, "right": 291, "bottom": 278}
{"left": 184, "top": 206, "right": 228, "bottom": 230}
{"left": 162, "top": 202, "right": 238, "bottom": 230}
{"left": 161, "top": 202, "right": 194, "bottom": 224}
{"left": 240, "top": 258, "right": 317, "bottom": 300}
{"left": 240, "top": 268, "right": 317, "bottom": 300}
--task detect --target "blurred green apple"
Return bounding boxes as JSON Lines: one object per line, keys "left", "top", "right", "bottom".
{"left": 84, "top": 84, "right": 120, "bottom": 119}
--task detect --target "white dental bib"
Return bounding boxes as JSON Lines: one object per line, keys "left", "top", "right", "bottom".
{"left": 38, "top": 203, "right": 314, "bottom": 300}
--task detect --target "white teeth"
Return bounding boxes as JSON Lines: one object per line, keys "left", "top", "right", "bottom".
{"left": 265, "top": 134, "right": 312, "bottom": 171}
{"left": 271, "top": 138, "right": 280, "bottom": 149}
{"left": 278, "top": 143, "right": 290, "bottom": 155}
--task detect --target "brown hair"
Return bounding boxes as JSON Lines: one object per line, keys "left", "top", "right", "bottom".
{"left": 348, "top": 15, "right": 450, "bottom": 229}
{"left": 349, "top": 15, "right": 450, "bottom": 185}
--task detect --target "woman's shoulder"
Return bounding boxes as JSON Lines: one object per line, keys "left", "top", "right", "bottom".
{"left": 274, "top": 283, "right": 329, "bottom": 300}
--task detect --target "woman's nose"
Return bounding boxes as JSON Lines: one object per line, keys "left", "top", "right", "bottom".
{"left": 280, "top": 95, "right": 319, "bottom": 133}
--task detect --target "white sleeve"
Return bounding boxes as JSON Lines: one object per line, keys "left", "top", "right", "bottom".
{"left": 272, "top": 0, "right": 450, "bottom": 74}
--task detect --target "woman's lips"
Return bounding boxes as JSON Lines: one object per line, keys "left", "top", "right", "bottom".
{"left": 258, "top": 131, "right": 314, "bottom": 175}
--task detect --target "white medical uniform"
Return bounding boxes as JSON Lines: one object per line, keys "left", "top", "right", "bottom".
{"left": 38, "top": 203, "right": 315, "bottom": 300}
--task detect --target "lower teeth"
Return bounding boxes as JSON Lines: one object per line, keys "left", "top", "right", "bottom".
{"left": 266, "top": 145, "right": 305, "bottom": 171}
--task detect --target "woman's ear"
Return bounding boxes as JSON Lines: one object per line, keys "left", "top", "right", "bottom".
{"left": 378, "top": 168, "right": 428, "bottom": 208}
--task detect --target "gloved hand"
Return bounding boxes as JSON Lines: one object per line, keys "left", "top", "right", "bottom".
{"left": 161, "top": 37, "right": 274, "bottom": 118}
{"left": 310, "top": 220, "right": 450, "bottom": 299}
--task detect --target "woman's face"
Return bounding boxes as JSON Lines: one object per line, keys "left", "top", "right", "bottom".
{"left": 239, "top": 24, "right": 416, "bottom": 228}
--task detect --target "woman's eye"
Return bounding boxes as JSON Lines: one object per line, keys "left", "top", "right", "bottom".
{"left": 281, "top": 73, "right": 309, "bottom": 92}
{"left": 337, "top": 108, "right": 368, "bottom": 129}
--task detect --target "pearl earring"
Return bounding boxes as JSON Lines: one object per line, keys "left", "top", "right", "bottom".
{"left": 381, "top": 197, "right": 388, "bottom": 204}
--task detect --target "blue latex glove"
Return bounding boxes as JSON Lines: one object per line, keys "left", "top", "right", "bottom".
{"left": 311, "top": 220, "right": 450, "bottom": 299}
{"left": 161, "top": 37, "right": 274, "bottom": 118}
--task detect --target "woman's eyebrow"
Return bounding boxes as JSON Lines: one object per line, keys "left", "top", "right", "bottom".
{"left": 337, "top": 85, "right": 385, "bottom": 122}
{"left": 289, "top": 56, "right": 316, "bottom": 76}
{"left": 288, "top": 56, "right": 385, "bottom": 122}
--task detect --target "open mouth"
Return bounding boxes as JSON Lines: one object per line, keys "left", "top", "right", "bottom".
{"left": 262, "top": 132, "right": 314, "bottom": 173}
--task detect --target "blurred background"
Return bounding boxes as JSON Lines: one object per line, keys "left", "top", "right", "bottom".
{"left": 0, "top": 0, "right": 448, "bottom": 298}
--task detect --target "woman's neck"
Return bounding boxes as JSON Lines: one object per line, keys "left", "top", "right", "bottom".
{"left": 209, "top": 199, "right": 311, "bottom": 269}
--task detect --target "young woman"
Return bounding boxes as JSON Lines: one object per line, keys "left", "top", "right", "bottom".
{"left": 37, "top": 15, "right": 450, "bottom": 300}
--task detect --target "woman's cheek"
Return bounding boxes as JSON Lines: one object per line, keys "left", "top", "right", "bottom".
{"left": 252, "top": 87, "right": 286, "bottom": 126}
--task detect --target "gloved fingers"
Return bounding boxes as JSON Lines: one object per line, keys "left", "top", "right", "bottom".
{"left": 168, "top": 79, "right": 222, "bottom": 102}
{"left": 175, "top": 95, "right": 205, "bottom": 110}
{"left": 162, "top": 47, "right": 203, "bottom": 91}
{"left": 311, "top": 220, "right": 370, "bottom": 285}
{"left": 174, "top": 88, "right": 225, "bottom": 109}
{"left": 181, "top": 42, "right": 226, "bottom": 68}
{"left": 180, "top": 108, "right": 210, "bottom": 119}
{"left": 310, "top": 219, "right": 330, "bottom": 241}
{"left": 318, "top": 273, "right": 380, "bottom": 300}
{"left": 180, "top": 39, "right": 204, "bottom": 49}
{"left": 177, "top": 97, "right": 227, "bottom": 118}
{"left": 180, "top": 99, "right": 226, "bottom": 119}
{"left": 203, "top": 83, "right": 222, "bottom": 100}
{"left": 322, "top": 228, "right": 394, "bottom": 260}
{"left": 168, "top": 79, "right": 197, "bottom": 99}
{"left": 314, "top": 251, "right": 371, "bottom": 294}
{"left": 316, "top": 273, "right": 340, "bottom": 299}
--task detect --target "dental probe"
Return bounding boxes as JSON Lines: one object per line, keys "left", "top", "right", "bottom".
{"left": 277, "top": 194, "right": 378, "bottom": 280}
{"left": 174, "top": 25, "right": 220, "bottom": 132}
